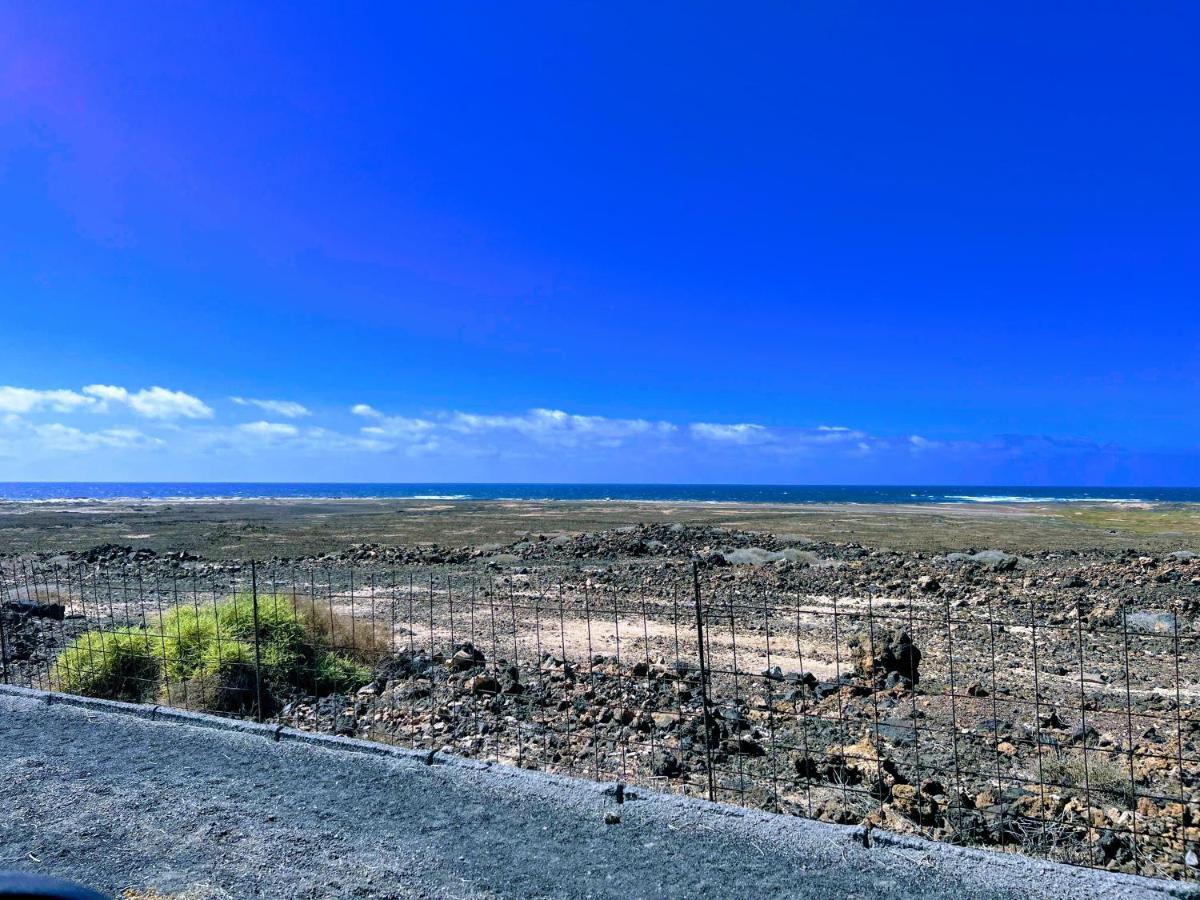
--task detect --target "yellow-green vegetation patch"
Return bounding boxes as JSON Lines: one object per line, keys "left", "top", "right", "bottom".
{"left": 53, "top": 594, "right": 373, "bottom": 713}
{"left": 52, "top": 627, "right": 161, "bottom": 703}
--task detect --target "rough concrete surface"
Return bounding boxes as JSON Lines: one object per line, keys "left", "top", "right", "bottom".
{"left": 0, "top": 687, "right": 1195, "bottom": 899}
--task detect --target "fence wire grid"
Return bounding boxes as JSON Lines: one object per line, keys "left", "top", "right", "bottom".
{"left": 1, "top": 558, "right": 1197, "bottom": 881}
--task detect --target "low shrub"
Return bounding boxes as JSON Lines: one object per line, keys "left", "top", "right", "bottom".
{"left": 52, "top": 628, "right": 161, "bottom": 702}
{"left": 167, "top": 640, "right": 261, "bottom": 714}
{"left": 53, "top": 594, "right": 373, "bottom": 713}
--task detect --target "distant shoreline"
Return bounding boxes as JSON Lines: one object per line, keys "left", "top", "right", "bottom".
{"left": 0, "top": 483, "right": 1195, "bottom": 506}
{"left": 0, "top": 496, "right": 1182, "bottom": 510}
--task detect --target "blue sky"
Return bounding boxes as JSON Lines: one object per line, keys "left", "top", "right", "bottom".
{"left": 1, "top": 2, "right": 1197, "bottom": 484}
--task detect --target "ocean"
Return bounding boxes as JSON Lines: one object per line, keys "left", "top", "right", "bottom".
{"left": 0, "top": 483, "right": 1195, "bottom": 504}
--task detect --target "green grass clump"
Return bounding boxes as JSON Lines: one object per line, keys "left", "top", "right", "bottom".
{"left": 54, "top": 594, "right": 373, "bottom": 713}
{"left": 52, "top": 628, "right": 161, "bottom": 702}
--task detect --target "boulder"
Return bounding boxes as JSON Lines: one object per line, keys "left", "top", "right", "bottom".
{"left": 650, "top": 751, "right": 683, "bottom": 777}
{"left": 946, "top": 550, "right": 1019, "bottom": 571}
{"left": 850, "top": 627, "right": 921, "bottom": 687}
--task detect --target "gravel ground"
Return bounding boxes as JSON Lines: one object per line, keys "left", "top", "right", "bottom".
{"left": 3, "top": 497, "right": 1198, "bottom": 558}
{"left": 1, "top": 688, "right": 1195, "bottom": 899}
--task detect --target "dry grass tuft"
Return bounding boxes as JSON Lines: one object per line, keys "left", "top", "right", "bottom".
{"left": 1039, "top": 749, "right": 1136, "bottom": 806}
{"left": 288, "top": 594, "right": 392, "bottom": 665}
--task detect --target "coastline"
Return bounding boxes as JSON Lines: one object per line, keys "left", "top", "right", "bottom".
{"left": 1, "top": 483, "right": 1194, "bottom": 505}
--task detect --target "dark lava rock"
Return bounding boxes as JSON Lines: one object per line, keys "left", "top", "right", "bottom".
{"left": 876, "top": 719, "right": 919, "bottom": 747}
{"left": 446, "top": 643, "right": 486, "bottom": 672}
{"left": 1068, "top": 723, "right": 1100, "bottom": 745}
{"left": 1094, "top": 829, "right": 1134, "bottom": 865}
{"left": 850, "top": 627, "right": 921, "bottom": 687}
{"left": 723, "top": 736, "right": 766, "bottom": 757}
{"left": 651, "top": 751, "right": 683, "bottom": 777}
{"left": 2, "top": 600, "right": 65, "bottom": 621}
{"left": 1038, "top": 709, "right": 1066, "bottom": 730}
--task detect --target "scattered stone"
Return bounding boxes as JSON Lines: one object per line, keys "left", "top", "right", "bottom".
{"left": 447, "top": 644, "right": 486, "bottom": 672}
{"left": 2, "top": 601, "right": 65, "bottom": 621}
{"left": 466, "top": 674, "right": 500, "bottom": 696}
{"left": 723, "top": 737, "right": 766, "bottom": 757}
{"left": 825, "top": 736, "right": 904, "bottom": 796}
{"left": 876, "top": 719, "right": 919, "bottom": 747}
{"left": 1039, "top": 709, "right": 1066, "bottom": 730}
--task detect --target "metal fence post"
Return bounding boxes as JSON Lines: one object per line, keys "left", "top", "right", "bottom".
{"left": 691, "top": 561, "right": 716, "bottom": 803}
{"left": 250, "top": 559, "right": 265, "bottom": 723}
{"left": 0, "top": 562, "right": 10, "bottom": 685}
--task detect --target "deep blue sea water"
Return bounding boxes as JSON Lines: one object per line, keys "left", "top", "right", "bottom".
{"left": 0, "top": 483, "right": 1196, "bottom": 504}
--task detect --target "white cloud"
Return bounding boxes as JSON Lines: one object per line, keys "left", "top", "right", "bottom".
{"left": 0, "top": 389, "right": 965, "bottom": 470}
{"left": 351, "top": 405, "right": 440, "bottom": 449}
{"left": 360, "top": 420, "right": 436, "bottom": 441}
{"left": 0, "top": 384, "right": 213, "bottom": 420}
{"left": 0, "top": 417, "right": 164, "bottom": 455}
{"left": 83, "top": 385, "right": 213, "bottom": 419}
{"left": 448, "top": 408, "right": 674, "bottom": 447}
{"left": 237, "top": 421, "right": 300, "bottom": 438}
{"left": 0, "top": 390, "right": 1127, "bottom": 483}
{"left": 804, "top": 426, "right": 868, "bottom": 444}
{"left": 690, "top": 422, "right": 771, "bottom": 444}
{"left": 169, "top": 421, "right": 395, "bottom": 457}
{"left": 33, "top": 424, "right": 162, "bottom": 452}
{"left": 301, "top": 426, "right": 394, "bottom": 454}
{"left": 231, "top": 397, "right": 311, "bottom": 418}
{"left": 690, "top": 421, "right": 877, "bottom": 453}
{"left": 0, "top": 387, "right": 97, "bottom": 414}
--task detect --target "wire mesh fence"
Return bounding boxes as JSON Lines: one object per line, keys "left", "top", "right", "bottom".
{"left": 1, "top": 557, "right": 1196, "bottom": 880}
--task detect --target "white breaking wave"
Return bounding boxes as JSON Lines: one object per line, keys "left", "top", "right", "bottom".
{"left": 946, "top": 495, "right": 1147, "bottom": 504}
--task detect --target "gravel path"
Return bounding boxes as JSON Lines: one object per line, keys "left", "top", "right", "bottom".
{"left": 0, "top": 687, "right": 1195, "bottom": 900}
